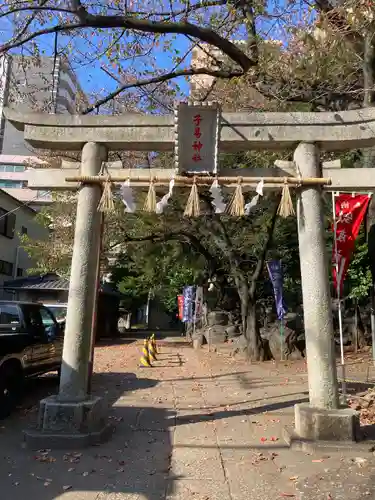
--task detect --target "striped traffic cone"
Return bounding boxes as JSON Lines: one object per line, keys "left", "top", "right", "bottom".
{"left": 148, "top": 337, "right": 157, "bottom": 362}
{"left": 151, "top": 333, "right": 158, "bottom": 354}
{"left": 140, "top": 339, "right": 152, "bottom": 367}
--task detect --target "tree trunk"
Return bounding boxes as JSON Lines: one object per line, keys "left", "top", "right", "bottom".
{"left": 354, "top": 302, "right": 359, "bottom": 352}
{"left": 244, "top": 297, "right": 263, "bottom": 360}
{"left": 356, "top": 303, "right": 367, "bottom": 348}
{"left": 239, "top": 290, "right": 270, "bottom": 361}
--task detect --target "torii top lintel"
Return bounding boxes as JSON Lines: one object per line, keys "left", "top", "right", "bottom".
{"left": 4, "top": 107, "right": 375, "bottom": 153}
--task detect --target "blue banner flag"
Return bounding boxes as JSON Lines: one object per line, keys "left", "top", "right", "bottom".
{"left": 182, "top": 286, "right": 195, "bottom": 323}
{"left": 266, "top": 260, "right": 287, "bottom": 320}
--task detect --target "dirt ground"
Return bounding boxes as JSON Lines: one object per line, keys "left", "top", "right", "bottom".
{"left": 0, "top": 336, "right": 374, "bottom": 500}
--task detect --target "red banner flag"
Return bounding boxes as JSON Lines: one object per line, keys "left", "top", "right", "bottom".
{"left": 177, "top": 295, "right": 184, "bottom": 320}
{"left": 332, "top": 193, "right": 371, "bottom": 293}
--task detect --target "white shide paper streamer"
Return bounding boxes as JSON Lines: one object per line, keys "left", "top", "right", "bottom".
{"left": 156, "top": 178, "right": 175, "bottom": 214}
{"left": 209, "top": 179, "right": 226, "bottom": 213}
{"left": 121, "top": 179, "right": 136, "bottom": 213}
{"left": 244, "top": 179, "right": 264, "bottom": 215}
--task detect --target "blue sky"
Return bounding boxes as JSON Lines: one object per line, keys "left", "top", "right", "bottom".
{"left": 0, "top": 1, "right": 310, "bottom": 112}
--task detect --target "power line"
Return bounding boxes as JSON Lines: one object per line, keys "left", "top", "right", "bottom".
{"left": 0, "top": 190, "right": 52, "bottom": 221}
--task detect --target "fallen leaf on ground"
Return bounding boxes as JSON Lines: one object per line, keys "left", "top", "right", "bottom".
{"left": 270, "top": 436, "right": 279, "bottom": 442}
{"left": 260, "top": 437, "right": 267, "bottom": 442}
{"left": 280, "top": 493, "right": 295, "bottom": 497}
{"left": 63, "top": 453, "right": 81, "bottom": 463}
{"left": 353, "top": 457, "right": 368, "bottom": 467}
{"left": 63, "top": 485, "right": 72, "bottom": 491}
{"left": 289, "top": 476, "right": 299, "bottom": 481}
{"left": 312, "top": 459, "right": 324, "bottom": 463}
{"left": 34, "top": 455, "right": 56, "bottom": 463}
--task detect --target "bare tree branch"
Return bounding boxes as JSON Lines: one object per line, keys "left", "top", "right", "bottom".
{"left": 0, "top": 22, "right": 86, "bottom": 52}
{"left": 0, "top": 12, "right": 255, "bottom": 73}
{"left": 3, "top": 0, "right": 50, "bottom": 47}
{"left": 83, "top": 66, "right": 246, "bottom": 114}
{"left": 0, "top": 0, "right": 228, "bottom": 19}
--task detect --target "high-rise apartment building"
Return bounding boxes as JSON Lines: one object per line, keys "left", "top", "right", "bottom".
{"left": 0, "top": 55, "right": 87, "bottom": 209}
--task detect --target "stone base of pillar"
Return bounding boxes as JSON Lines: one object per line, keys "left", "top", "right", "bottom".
{"left": 282, "top": 403, "right": 373, "bottom": 452}
{"left": 23, "top": 395, "right": 113, "bottom": 449}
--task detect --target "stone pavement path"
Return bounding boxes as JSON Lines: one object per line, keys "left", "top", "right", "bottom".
{"left": 0, "top": 337, "right": 374, "bottom": 500}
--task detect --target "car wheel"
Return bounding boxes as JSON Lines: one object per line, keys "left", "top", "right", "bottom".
{"left": 0, "top": 364, "right": 24, "bottom": 419}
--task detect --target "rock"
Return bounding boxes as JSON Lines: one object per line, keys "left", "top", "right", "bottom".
{"left": 352, "top": 457, "right": 368, "bottom": 468}
{"left": 207, "top": 311, "right": 229, "bottom": 327}
{"left": 226, "top": 324, "right": 240, "bottom": 339}
{"left": 284, "top": 312, "right": 304, "bottom": 335}
{"left": 206, "top": 325, "right": 227, "bottom": 344}
{"left": 193, "top": 336, "right": 204, "bottom": 350}
{"left": 192, "top": 328, "right": 205, "bottom": 350}
{"left": 230, "top": 335, "right": 248, "bottom": 356}
{"left": 264, "top": 324, "right": 305, "bottom": 360}
{"left": 334, "top": 335, "right": 351, "bottom": 346}
{"left": 363, "top": 392, "right": 375, "bottom": 402}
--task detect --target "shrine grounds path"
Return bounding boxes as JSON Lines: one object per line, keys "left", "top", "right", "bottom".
{"left": 1, "top": 336, "right": 375, "bottom": 500}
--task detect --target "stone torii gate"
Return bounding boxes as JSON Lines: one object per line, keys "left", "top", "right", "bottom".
{"left": 6, "top": 106, "right": 375, "bottom": 449}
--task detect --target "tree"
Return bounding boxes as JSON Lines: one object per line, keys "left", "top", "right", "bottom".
{"left": 2, "top": 2, "right": 362, "bottom": 113}
{"left": 22, "top": 164, "right": 299, "bottom": 361}
{"left": 110, "top": 235, "right": 206, "bottom": 313}
{"left": 0, "top": 0, "right": 262, "bottom": 112}
{"left": 15, "top": 0, "right": 375, "bottom": 359}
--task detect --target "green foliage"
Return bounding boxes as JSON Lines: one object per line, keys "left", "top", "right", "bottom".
{"left": 347, "top": 241, "right": 372, "bottom": 302}
{"left": 21, "top": 196, "right": 76, "bottom": 277}
{"left": 111, "top": 241, "right": 204, "bottom": 312}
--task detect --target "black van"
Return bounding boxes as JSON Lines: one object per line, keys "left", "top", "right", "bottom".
{"left": 0, "top": 301, "right": 63, "bottom": 417}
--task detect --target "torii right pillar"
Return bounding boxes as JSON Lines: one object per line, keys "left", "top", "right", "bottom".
{"left": 288, "top": 142, "right": 361, "bottom": 449}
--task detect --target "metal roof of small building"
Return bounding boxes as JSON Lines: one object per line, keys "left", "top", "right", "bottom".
{"left": 2, "top": 273, "right": 122, "bottom": 297}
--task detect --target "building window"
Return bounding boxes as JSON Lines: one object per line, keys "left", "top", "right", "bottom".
{"left": 0, "top": 180, "right": 25, "bottom": 189}
{"left": 16, "top": 268, "right": 23, "bottom": 277}
{"left": 0, "top": 207, "right": 16, "bottom": 239}
{"left": 0, "top": 259, "right": 14, "bottom": 276}
{"left": 0, "top": 165, "right": 25, "bottom": 173}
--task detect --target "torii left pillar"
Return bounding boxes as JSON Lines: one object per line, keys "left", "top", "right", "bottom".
{"left": 24, "top": 142, "right": 111, "bottom": 449}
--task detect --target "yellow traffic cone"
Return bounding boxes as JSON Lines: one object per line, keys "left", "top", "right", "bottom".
{"left": 148, "top": 337, "right": 157, "bottom": 362}
{"left": 140, "top": 339, "right": 152, "bottom": 367}
{"left": 151, "top": 333, "right": 158, "bottom": 354}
